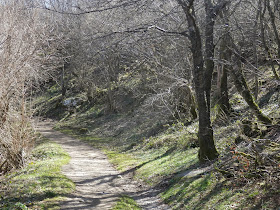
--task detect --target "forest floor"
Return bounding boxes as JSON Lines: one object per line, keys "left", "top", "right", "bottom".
{"left": 35, "top": 119, "right": 170, "bottom": 210}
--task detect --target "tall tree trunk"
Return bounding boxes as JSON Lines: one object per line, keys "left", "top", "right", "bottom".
{"left": 177, "top": 0, "right": 218, "bottom": 162}
{"left": 204, "top": 0, "right": 215, "bottom": 109}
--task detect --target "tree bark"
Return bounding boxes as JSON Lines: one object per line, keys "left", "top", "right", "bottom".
{"left": 204, "top": 0, "right": 215, "bottom": 109}
{"left": 177, "top": 0, "right": 218, "bottom": 162}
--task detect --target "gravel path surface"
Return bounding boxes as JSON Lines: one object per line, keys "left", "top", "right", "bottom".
{"left": 36, "top": 120, "right": 170, "bottom": 210}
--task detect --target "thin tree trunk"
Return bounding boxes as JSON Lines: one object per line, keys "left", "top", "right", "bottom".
{"left": 107, "top": 82, "right": 116, "bottom": 112}
{"left": 61, "top": 64, "right": 66, "bottom": 97}
{"left": 267, "top": 0, "right": 280, "bottom": 77}
{"left": 267, "top": 0, "right": 280, "bottom": 58}
{"left": 217, "top": 7, "right": 231, "bottom": 115}
{"left": 253, "top": 1, "right": 261, "bottom": 100}
{"left": 204, "top": 0, "right": 215, "bottom": 110}
{"left": 260, "top": 0, "right": 280, "bottom": 80}
{"left": 218, "top": 41, "right": 231, "bottom": 115}
{"left": 230, "top": 42, "right": 272, "bottom": 125}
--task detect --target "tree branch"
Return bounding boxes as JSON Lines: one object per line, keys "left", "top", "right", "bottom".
{"left": 149, "top": 26, "right": 189, "bottom": 37}
{"left": 42, "top": 0, "right": 140, "bottom": 15}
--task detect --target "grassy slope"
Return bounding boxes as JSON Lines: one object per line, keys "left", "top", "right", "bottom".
{"left": 33, "top": 70, "right": 280, "bottom": 209}
{"left": 0, "top": 137, "right": 75, "bottom": 210}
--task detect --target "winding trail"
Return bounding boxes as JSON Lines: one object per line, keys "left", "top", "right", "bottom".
{"left": 36, "top": 120, "right": 169, "bottom": 210}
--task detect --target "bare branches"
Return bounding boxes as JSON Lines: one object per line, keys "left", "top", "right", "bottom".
{"left": 0, "top": 0, "right": 69, "bottom": 174}
{"left": 149, "top": 25, "right": 189, "bottom": 37}
{"left": 42, "top": 0, "right": 141, "bottom": 15}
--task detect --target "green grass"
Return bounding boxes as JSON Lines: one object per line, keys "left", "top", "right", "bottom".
{"left": 111, "top": 195, "right": 141, "bottom": 210}
{"left": 161, "top": 173, "right": 278, "bottom": 209}
{"left": 133, "top": 148, "right": 198, "bottom": 185}
{"left": 105, "top": 147, "right": 198, "bottom": 186}
{"left": 0, "top": 137, "right": 75, "bottom": 209}
{"left": 105, "top": 150, "right": 139, "bottom": 171}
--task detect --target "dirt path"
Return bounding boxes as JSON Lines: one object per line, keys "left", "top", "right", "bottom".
{"left": 35, "top": 120, "right": 169, "bottom": 210}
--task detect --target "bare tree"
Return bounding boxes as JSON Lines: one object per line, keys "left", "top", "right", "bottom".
{"left": 35, "top": 0, "right": 278, "bottom": 162}
{"left": 0, "top": 0, "right": 68, "bottom": 174}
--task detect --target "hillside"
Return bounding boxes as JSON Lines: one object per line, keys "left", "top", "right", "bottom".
{"left": 1, "top": 1, "right": 280, "bottom": 209}
{"left": 31, "top": 68, "right": 280, "bottom": 209}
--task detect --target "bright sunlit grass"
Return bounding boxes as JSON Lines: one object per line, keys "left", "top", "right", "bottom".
{"left": 112, "top": 195, "right": 141, "bottom": 210}
{"left": 0, "top": 137, "right": 75, "bottom": 209}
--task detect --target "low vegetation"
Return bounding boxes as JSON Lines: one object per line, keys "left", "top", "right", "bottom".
{"left": 0, "top": 137, "right": 75, "bottom": 209}
{"left": 112, "top": 195, "right": 141, "bottom": 210}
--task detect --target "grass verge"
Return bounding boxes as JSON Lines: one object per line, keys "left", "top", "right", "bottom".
{"left": 111, "top": 195, "right": 141, "bottom": 210}
{"left": 0, "top": 136, "right": 75, "bottom": 209}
